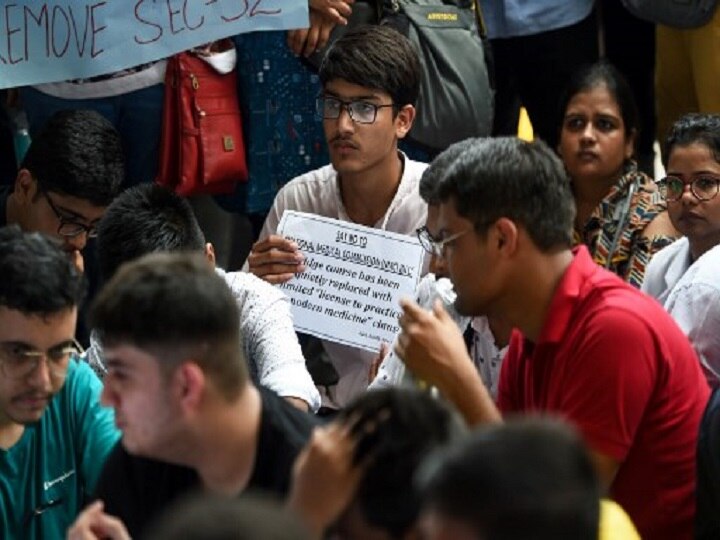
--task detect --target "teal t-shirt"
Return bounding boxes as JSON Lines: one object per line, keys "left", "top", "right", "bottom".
{"left": 0, "top": 359, "right": 120, "bottom": 539}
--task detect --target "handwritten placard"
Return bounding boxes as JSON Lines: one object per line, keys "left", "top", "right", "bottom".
{"left": 0, "top": 0, "right": 308, "bottom": 89}
{"left": 277, "top": 211, "right": 425, "bottom": 352}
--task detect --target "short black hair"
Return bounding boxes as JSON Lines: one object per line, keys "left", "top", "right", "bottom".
{"left": 663, "top": 113, "right": 720, "bottom": 168}
{"left": 91, "top": 252, "right": 246, "bottom": 398}
{"left": 143, "top": 493, "right": 310, "bottom": 540}
{"left": 21, "top": 109, "right": 124, "bottom": 206}
{"left": 0, "top": 225, "right": 86, "bottom": 315}
{"left": 320, "top": 25, "right": 421, "bottom": 108}
{"left": 336, "top": 389, "right": 463, "bottom": 538}
{"left": 557, "top": 61, "right": 639, "bottom": 156}
{"left": 97, "top": 184, "right": 206, "bottom": 281}
{"left": 436, "top": 137, "right": 575, "bottom": 250}
{"left": 418, "top": 417, "right": 600, "bottom": 540}
{"left": 419, "top": 138, "right": 478, "bottom": 204}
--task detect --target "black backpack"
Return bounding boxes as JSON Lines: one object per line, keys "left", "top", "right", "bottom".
{"left": 307, "top": 0, "right": 494, "bottom": 153}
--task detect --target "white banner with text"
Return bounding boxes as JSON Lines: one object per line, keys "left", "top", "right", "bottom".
{"left": 0, "top": 0, "right": 307, "bottom": 88}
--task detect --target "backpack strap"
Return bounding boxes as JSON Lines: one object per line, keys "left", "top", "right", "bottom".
{"left": 604, "top": 177, "right": 638, "bottom": 269}
{"left": 472, "top": 0, "right": 488, "bottom": 38}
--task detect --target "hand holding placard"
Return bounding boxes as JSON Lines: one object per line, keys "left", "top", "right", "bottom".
{"left": 247, "top": 235, "right": 306, "bottom": 285}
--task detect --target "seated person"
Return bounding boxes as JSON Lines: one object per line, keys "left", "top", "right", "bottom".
{"left": 1, "top": 109, "right": 124, "bottom": 345}
{"left": 557, "top": 62, "right": 678, "bottom": 287}
{"left": 0, "top": 226, "right": 118, "bottom": 540}
{"left": 642, "top": 113, "right": 720, "bottom": 387}
{"left": 245, "top": 25, "right": 428, "bottom": 410}
{"left": 90, "top": 184, "right": 320, "bottom": 412}
{"left": 418, "top": 418, "right": 617, "bottom": 540}
{"left": 69, "top": 253, "right": 318, "bottom": 539}
{"left": 288, "top": 388, "right": 462, "bottom": 539}
{"left": 396, "top": 137, "right": 709, "bottom": 539}
{"left": 369, "top": 140, "right": 512, "bottom": 398}
{"left": 1, "top": 109, "right": 124, "bottom": 272}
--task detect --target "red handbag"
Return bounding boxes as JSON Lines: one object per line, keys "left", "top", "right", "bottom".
{"left": 157, "top": 44, "right": 248, "bottom": 196}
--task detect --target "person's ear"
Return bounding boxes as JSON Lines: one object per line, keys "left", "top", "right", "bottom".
{"left": 624, "top": 128, "right": 638, "bottom": 161}
{"left": 395, "top": 104, "right": 416, "bottom": 139}
{"left": 174, "top": 362, "right": 205, "bottom": 414}
{"left": 204, "top": 243, "right": 216, "bottom": 266}
{"left": 493, "top": 217, "right": 519, "bottom": 257}
{"left": 14, "top": 169, "right": 38, "bottom": 205}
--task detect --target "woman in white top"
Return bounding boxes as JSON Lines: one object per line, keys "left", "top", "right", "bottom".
{"left": 642, "top": 113, "right": 720, "bottom": 387}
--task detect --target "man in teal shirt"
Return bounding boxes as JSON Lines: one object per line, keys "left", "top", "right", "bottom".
{"left": 0, "top": 226, "right": 119, "bottom": 539}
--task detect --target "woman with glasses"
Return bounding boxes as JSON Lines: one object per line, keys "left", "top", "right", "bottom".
{"left": 642, "top": 113, "right": 720, "bottom": 387}
{"left": 557, "top": 62, "right": 679, "bottom": 288}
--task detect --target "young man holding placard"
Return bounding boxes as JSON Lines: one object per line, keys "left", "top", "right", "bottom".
{"left": 245, "top": 25, "right": 428, "bottom": 410}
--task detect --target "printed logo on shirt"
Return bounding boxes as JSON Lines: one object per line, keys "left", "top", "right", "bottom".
{"left": 427, "top": 12, "right": 458, "bottom": 21}
{"left": 44, "top": 469, "right": 75, "bottom": 491}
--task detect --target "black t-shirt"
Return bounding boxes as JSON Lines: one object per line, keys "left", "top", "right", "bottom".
{"left": 94, "top": 387, "right": 318, "bottom": 538}
{"left": 0, "top": 183, "right": 10, "bottom": 226}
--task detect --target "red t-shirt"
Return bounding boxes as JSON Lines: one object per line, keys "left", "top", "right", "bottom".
{"left": 498, "top": 246, "right": 710, "bottom": 540}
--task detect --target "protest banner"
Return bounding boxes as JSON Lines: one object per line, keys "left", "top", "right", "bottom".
{"left": 0, "top": 0, "right": 307, "bottom": 89}
{"left": 277, "top": 211, "right": 425, "bottom": 352}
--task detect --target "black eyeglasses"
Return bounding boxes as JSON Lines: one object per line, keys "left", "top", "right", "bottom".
{"left": 41, "top": 191, "right": 98, "bottom": 238}
{"left": 316, "top": 96, "right": 395, "bottom": 124}
{"left": 657, "top": 175, "right": 720, "bottom": 202}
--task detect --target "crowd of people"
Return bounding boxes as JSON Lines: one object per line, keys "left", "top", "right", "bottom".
{"left": 1, "top": 1, "right": 720, "bottom": 539}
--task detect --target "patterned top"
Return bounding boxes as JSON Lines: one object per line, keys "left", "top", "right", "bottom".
{"left": 82, "top": 268, "right": 321, "bottom": 412}
{"left": 573, "top": 168, "right": 677, "bottom": 288}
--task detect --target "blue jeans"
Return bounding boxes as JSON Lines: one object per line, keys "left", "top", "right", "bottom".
{"left": 20, "top": 84, "right": 164, "bottom": 186}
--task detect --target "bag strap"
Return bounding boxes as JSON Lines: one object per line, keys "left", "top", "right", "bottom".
{"left": 604, "top": 178, "right": 638, "bottom": 269}
{"left": 366, "top": 0, "right": 384, "bottom": 20}
{"left": 379, "top": 0, "right": 486, "bottom": 31}
{"left": 471, "top": 0, "right": 488, "bottom": 38}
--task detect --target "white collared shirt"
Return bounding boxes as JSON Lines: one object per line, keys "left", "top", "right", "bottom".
{"left": 251, "top": 153, "right": 428, "bottom": 408}
{"left": 643, "top": 237, "right": 720, "bottom": 386}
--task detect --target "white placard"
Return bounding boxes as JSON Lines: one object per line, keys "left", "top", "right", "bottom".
{"left": 277, "top": 211, "right": 425, "bottom": 352}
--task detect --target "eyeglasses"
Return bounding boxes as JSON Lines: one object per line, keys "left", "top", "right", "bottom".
{"left": 41, "top": 191, "right": 98, "bottom": 238}
{"left": 316, "top": 96, "right": 395, "bottom": 124}
{"left": 0, "top": 342, "right": 78, "bottom": 380}
{"left": 416, "top": 226, "right": 469, "bottom": 257}
{"left": 657, "top": 175, "right": 720, "bottom": 202}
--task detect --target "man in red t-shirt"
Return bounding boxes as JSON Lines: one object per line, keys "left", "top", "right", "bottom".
{"left": 396, "top": 137, "right": 710, "bottom": 540}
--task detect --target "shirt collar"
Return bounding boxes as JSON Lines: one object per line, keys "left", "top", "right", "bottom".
{"left": 663, "top": 237, "right": 692, "bottom": 291}
{"left": 334, "top": 151, "right": 408, "bottom": 229}
{"left": 536, "top": 245, "right": 601, "bottom": 344}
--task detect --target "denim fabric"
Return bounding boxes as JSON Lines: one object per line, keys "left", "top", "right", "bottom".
{"left": 215, "top": 31, "right": 329, "bottom": 215}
